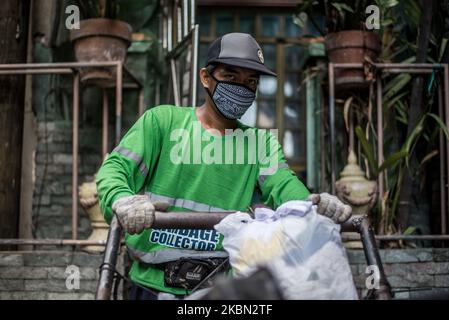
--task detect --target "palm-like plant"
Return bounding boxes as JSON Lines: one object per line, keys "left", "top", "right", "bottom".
{"left": 74, "top": 0, "right": 158, "bottom": 31}
{"left": 351, "top": 0, "right": 449, "bottom": 238}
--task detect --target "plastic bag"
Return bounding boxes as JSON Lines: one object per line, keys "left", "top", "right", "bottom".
{"left": 214, "top": 200, "right": 358, "bottom": 300}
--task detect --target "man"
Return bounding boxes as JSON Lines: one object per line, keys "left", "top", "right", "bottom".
{"left": 96, "top": 33, "right": 351, "bottom": 300}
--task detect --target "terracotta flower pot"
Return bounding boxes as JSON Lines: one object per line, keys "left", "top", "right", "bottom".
{"left": 70, "top": 18, "right": 132, "bottom": 87}
{"left": 325, "top": 30, "right": 381, "bottom": 89}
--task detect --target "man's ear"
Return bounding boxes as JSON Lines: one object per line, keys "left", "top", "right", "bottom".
{"left": 200, "top": 67, "right": 211, "bottom": 89}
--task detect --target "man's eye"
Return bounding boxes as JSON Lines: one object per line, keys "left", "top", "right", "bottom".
{"left": 248, "top": 79, "right": 258, "bottom": 86}
{"left": 226, "top": 74, "right": 235, "bottom": 80}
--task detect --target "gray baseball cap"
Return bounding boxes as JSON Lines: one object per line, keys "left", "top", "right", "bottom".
{"left": 205, "top": 33, "right": 277, "bottom": 77}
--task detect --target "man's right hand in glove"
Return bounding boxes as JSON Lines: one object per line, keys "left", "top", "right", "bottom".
{"left": 112, "top": 194, "right": 156, "bottom": 234}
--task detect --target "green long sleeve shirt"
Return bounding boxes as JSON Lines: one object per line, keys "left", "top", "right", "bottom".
{"left": 96, "top": 105, "right": 310, "bottom": 294}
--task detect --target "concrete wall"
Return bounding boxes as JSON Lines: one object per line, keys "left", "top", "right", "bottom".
{"left": 0, "top": 250, "right": 126, "bottom": 300}
{"left": 1, "top": 248, "right": 448, "bottom": 300}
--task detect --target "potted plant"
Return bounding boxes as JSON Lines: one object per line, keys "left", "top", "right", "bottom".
{"left": 70, "top": 0, "right": 133, "bottom": 86}
{"left": 298, "top": 1, "right": 383, "bottom": 89}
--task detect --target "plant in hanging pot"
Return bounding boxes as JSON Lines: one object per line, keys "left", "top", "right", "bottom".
{"left": 70, "top": 0, "right": 133, "bottom": 87}
{"left": 297, "top": 1, "right": 389, "bottom": 89}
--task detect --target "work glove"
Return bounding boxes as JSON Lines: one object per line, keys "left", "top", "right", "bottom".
{"left": 307, "top": 192, "right": 352, "bottom": 224}
{"left": 112, "top": 194, "right": 169, "bottom": 234}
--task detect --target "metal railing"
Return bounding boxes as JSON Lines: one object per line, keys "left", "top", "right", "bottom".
{"left": 0, "top": 61, "right": 143, "bottom": 242}
{"left": 161, "top": 0, "right": 199, "bottom": 107}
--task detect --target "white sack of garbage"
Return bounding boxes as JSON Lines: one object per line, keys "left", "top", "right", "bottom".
{"left": 214, "top": 200, "right": 358, "bottom": 300}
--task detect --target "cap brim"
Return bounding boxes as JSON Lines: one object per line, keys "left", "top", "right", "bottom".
{"left": 209, "top": 58, "right": 277, "bottom": 77}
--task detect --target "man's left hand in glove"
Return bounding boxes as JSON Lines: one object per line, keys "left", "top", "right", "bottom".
{"left": 307, "top": 192, "right": 352, "bottom": 224}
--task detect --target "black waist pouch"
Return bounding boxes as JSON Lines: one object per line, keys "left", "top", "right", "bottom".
{"left": 163, "top": 257, "right": 228, "bottom": 290}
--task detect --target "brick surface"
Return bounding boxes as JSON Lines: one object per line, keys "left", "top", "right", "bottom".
{"left": 433, "top": 249, "right": 449, "bottom": 262}
{"left": 0, "top": 267, "right": 48, "bottom": 279}
{"left": 47, "top": 292, "right": 95, "bottom": 300}
{"left": 46, "top": 267, "right": 97, "bottom": 280}
{"left": 346, "top": 250, "right": 366, "bottom": 264}
{"left": 392, "top": 290, "right": 410, "bottom": 299}
{"left": 408, "top": 288, "right": 449, "bottom": 299}
{"left": 434, "top": 275, "right": 449, "bottom": 287}
{"left": 32, "top": 120, "right": 106, "bottom": 239}
{"left": 0, "top": 279, "right": 25, "bottom": 291}
{"left": 0, "top": 253, "right": 24, "bottom": 267}
{"left": 24, "top": 279, "right": 97, "bottom": 293}
{"left": 387, "top": 274, "right": 434, "bottom": 288}
{"left": 72, "top": 252, "right": 103, "bottom": 268}
{"left": 0, "top": 291, "right": 48, "bottom": 300}
{"left": 0, "top": 247, "right": 448, "bottom": 300}
{"left": 23, "top": 251, "right": 72, "bottom": 267}
{"left": 382, "top": 249, "right": 433, "bottom": 263}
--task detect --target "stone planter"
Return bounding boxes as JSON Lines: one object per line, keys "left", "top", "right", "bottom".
{"left": 325, "top": 30, "right": 381, "bottom": 90}
{"left": 70, "top": 18, "right": 132, "bottom": 87}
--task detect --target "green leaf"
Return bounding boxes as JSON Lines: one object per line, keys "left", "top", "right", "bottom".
{"left": 293, "top": 13, "right": 307, "bottom": 28}
{"left": 387, "top": 46, "right": 410, "bottom": 61}
{"left": 384, "top": 91, "right": 407, "bottom": 110}
{"left": 403, "top": 226, "right": 417, "bottom": 235}
{"left": 343, "top": 96, "right": 353, "bottom": 133}
{"left": 383, "top": 74, "right": 412, "bottom": 100}
{"left": 378, "top": 150, "right": 407, "bottom": 172}
{"left": 429, "top": 34, "right": 438, "bottom": 47}
{"left": 117, "top": 0, "right": 158, "bottom": 30}
{"left": 331, "top": 2, "right": 355, "bottom": 14}
{"left": 355, "top": 126, "right": 378, "bottom": 175}
{"left": 404, "top": 0, "right": 421, "bottom": 28}
{"left": 403, "top": 115, "right": 426, "bottom": 167}
{"left": 420, "top": 150, "right": 439, "bottom": 167}
{"left": 381, "top": 0, "right": 399, "bottom": 8}
{"left": 428, "top": 113, "right": 449, "bottom": 141}
{"left": 381, "top": 18, "right": 395, "bottom": 27}
{"left": 438, "top": 38, "right": 448, "bottom": 63}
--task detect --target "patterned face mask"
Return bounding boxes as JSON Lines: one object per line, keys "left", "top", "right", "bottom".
{"left": 206, "top": 73, "right": 256, "bottom": 120}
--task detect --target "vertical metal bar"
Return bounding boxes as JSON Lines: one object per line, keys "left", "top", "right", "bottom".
{"left": 19, "top": 0, "right": 36, "bottom": 251}
{"left": 167, "top": 3, "right": 173, "bottom": 52}
{"left": 438, "top": 83, "right": 447, "bottom": 234}
{"left": 95, "top": 216, "right": 122, "bottom": 300}
{"left": 115, "top": 62, "right": 123, "bottom": 145}
{"left": 315, "top": 64, "right": 324, "bottom": 191}
{"left": 72, "top": 73, "right": 80, "bottom": 240}
{"left": 328, "top": 63, "right": 336, "bottom": 193}
{"left": 162, "top": 12, "right": 168, "bottom": 50}
{"left": 138, "top": 89, "right": 145, "bottom": 117}
{"left": 183, "top": 0, "right": 189, "bottom": 36}
{"left": 191, "top": 24, "right": 199, "bottom": 106}
{"left": 349, "top": 106, "right": 354, "bottom": 152}
{"left": 177, "top": 4, "right": 182, "bottom": 44}
{"left": 377, "top": 78, "right": 384, "bottom": 201}
{"left": 155, "top": 77, "right": 161, "bottom": 106}
{"left": 444, "top": 65, "right": 449, "bottom": 234}
{"left": 275, "top": 43, "right": 285, "bottom": 149}
{"left": 102, "top": 89, "right": 109, "bottom": 158}
{"left": 171, "top": 59, "right": 181, "bottom": 106}
{"left": 190, "top": 0, "right": 196, "bottom": 29}
{"left": 306, "top": 74, "right": 316, "bottom": 190}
